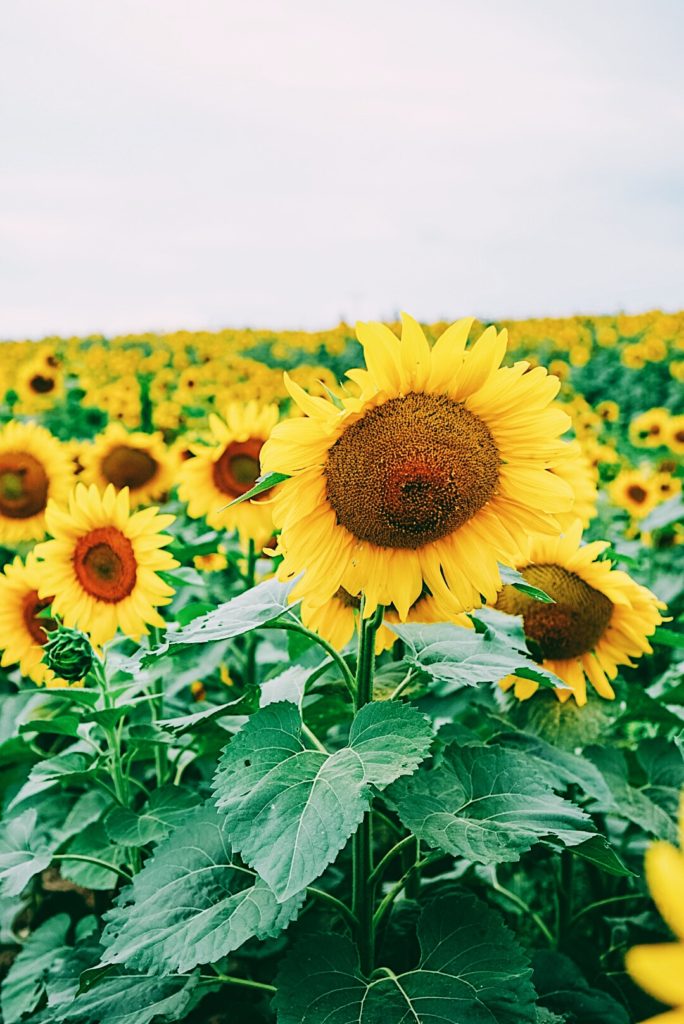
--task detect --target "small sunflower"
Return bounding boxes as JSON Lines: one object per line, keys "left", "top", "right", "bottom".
{"left": 495, "top": 520, "right": 664, "bottom": 706}
{"left": 0, "top": 421, "right": 74, "bottom": 545}
{"left": 629, "top": 408, "right": 670, "bottom": 448}
{"left": 0, "top": 553, "right": 68, "bottom": 687}
{"left": 626, "top": 792, "right": 684, "bottom": 1023}
{"left": 665, "top": 415, "right": 684, "bottom": 456}
{"left": 33, "top": 483, "right": 178, "bottom": 646}
{"left": 81, "top": 423, "right": 176, "bottom": 507}
{"left": 596, "top": 400, "right": 620, "bottom": 423}
{"left": 261, "top": 315, "right": 574, "bottom": 618}
{"left": 301, "top": 588, "right": 471, "bottom": 654}
{"left": 609, "top": 468, "right": 659, "bottom": 519}
{"left": 15, "top": 358, "right": 63, "bottom": 409}
{"left": 178, "top": 401, "right": 280, "bottom": 547}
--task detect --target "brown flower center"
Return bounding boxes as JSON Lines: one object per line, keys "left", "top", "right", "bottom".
{"left": 22, "top": 591, "right": 57, "bottom": 645}
{"left": 325, "top": 394, "right": 499, "bottom": 550}
{"left": 101, "top": 445, "right": 159, "bottom": 490}
{"left": 212, "top": 439, "right": 262, "bottom": 498}
{"left": 73, "top": 527, "right": 137, "bottom": 602}
{"left": 0, "top": 453, "right": 49, "bottom": 519}
{"left": 627, "top": 485, "right": 648, "bottom": 503}
{"left": 496, "top": 563, "right": 613, "bottom": 660}
{"left": 29, "top": 374, "right": 55, "bottom": 394}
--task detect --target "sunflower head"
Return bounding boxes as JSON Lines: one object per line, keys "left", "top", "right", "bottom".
{"left": 0, "top": 553, "right": 70, "bottom": 686}
{"left": 178, "top": 401, "right": 280, "bottom": 546}
{"left": 80, "top": 423, "right": 176, "bottom": 507}
{"left": 33, "top": 483, "right": 178, "bottom": 646}
{"left": 262, "top": 314, "right": 575, "bottom": 618}
{"left": 496, "top": 520, "right": 664, "bottom": 706}
{"left": 0, "top": 421, "right": 74, "bottom": 544}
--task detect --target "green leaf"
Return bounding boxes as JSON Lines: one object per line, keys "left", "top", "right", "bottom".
{"left": 1, "top": 914, "right": 70, "bottom": 1024}
{"left": 57, "top": 969, "right": 203, "bottom": 1024}
{"left": 61, "top": 822, "right": 127, "bottom": 890}
{"left": 275, "top": 892, "right": 537, "bottom": 1023}
{"left": 567, "top": 835, "right": 634, "bottom": 877}
{"left": 142, "top": 577, "right": 299, "bottom": 663}
{"left": 585, "top": 746, "right": 678, "bottom": 842}
{"left": 101, "top": 804, "right": 303, "bottom": 973}
{"left": 105, "top": 786, "right": 200, "bottom": 847}
{"left": 492, "top": 731, "right": 614, "bottom": 805}
{"left": 498, "top": 565, "right": 554, "bottom": 603}
{"left": 155, "top": 694, "right": 258, "bottom": 735}
{"left": 8, "top": 749, "right": 98, "bottom": 810}
{"left": 652, "top": 626, "right": 684, "bottom": 649}
{"left": 640, "top": 493, "right": 684, "bottom": 531}
{"left": 533, "top": 950, "right": 630, "bottom": 1024}
{"left": 386, "top": 743, "right": 594, "bottom": 864}
{"left": 226, "top": 470, "right": 290, "bottom": 507}
{"left": 213, "top": 701, "right": 433, "bottom": 900}
{"left": 390, "top": 622, "right": 564, "bottom": 692}
{"left": 0, "top": 808, "right": 54, "bottom": 896}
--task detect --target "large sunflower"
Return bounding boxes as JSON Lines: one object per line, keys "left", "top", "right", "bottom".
{"left": 0, "top": 421, "right": 74, "bottom": 545}
{"left": 178, "top": 401, "right": 279, "bottom": 547}
{"left": 0, "top": 553, "right": 68, "bottom": 687}
{"left": 494, "top": 520, "right": 664, "bottom": 706}
{"left": 261, "top": 315, "right": 574, "bottom": 618}
{"left": 626, "top": 793, "right": 684, "bottom": 1023}
{"left": 80, "top": 424, "right": 176, "bottom": 507}
{"left": 33, "top": 483, "right": 178, "bottom": 646}
{"left": 301, "top": 589, "right": 471, "bottom": 654}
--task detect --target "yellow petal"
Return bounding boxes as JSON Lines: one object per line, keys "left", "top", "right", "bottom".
{"left": 626, "top": 942, "right": 684, "bottom": 1006}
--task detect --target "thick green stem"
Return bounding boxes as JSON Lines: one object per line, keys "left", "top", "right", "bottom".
{"left": 263, "top": 619, "right": 355, "bottom": 698}
{"left": 92, "top": 658, "right": 128, "bottom": 806}
{"left": 352, "top": 603, "right": 383, "bottom": 978}
{"left": 148, "top": 626, "right": 168, "bottom": 787}
{"left": 200, "top": 973, "right": 276, "bottom": 994}
{"left": 244, "top": 539, "right": 258, "bottom": 687}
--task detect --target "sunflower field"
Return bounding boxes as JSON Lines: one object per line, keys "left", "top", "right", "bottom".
{"left": 0, "top": 310, "right": 682, "bottom": 1024}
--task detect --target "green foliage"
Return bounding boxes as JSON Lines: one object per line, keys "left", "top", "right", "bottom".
{"left": 275, "top": 893, "right": 537, "bottom": 1023}
{"left": 386, "top": 743, "right": 594, "bottom": 864}
{"left": 212, "top": 701, "right": 433, "bottom": 899}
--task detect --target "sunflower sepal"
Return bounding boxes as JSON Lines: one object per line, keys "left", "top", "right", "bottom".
{"left": 42, "top": 625, "right": 95, "bottom": 682}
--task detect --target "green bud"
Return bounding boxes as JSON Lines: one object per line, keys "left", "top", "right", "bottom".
{"left": 42, "top": 626, "right": 94, "bottom": 682}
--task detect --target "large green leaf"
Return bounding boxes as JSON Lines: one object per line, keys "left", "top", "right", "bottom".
{"left": 1, "top": 914, "right": 71, "bottom": 1024}
{"left": 100, "top": 804, "right": 304, "bottom": 973}
{"left": 0, "top": 808, "right": 54, "bottom": 896}
{"left": 386, "top": 743, "right": 594, "bottom": 864}
{"left": 390, "top": 622, "right": 564, "bottom": 692}
{"left": 491, "top": 732, "right": 614, "bottom": 805}
{"left": 213, "top": 700, "right": 433, "bottom": 900}
{"left": 274, "top": 892, "right": 537, "bottom": 1022}
{"left": 56, "top": 970, "right": 203, "bottom": 1024}
{"left": 143, "top": 577, "right": 299, "bottom": 663}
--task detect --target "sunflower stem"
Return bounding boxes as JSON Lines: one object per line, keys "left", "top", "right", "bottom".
{"left": 244, "top": 539, "right": 258, "bottom": 688}
{"left": 92, "top": 656, "right": 128, "bottom": 807}
{"left": 352, "top": 601, "right": 383, "bottom": 978}
{"left": 148, "top": 625, "right": 169, "bottom": 787}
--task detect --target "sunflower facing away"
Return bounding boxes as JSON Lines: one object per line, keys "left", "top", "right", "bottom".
{"left": 0, "top": 553, "right": 68, "bottom": 687}
{"left": 494, "top": 519, "right": 664, "bottom": 706}
{"left": 178, "top": 401, "right": 279, "bottom": 547}
{"left": 80, "top": 423, "right": 176, "bottom": 507}
{"left": 33, "top": 483, "right": 177, "bottom": 646}
{"left": 0, "top": 421, "right": 74, "bottom": 545}
{"left": 260, "top": 314, "right": 575, "bottom": 618}
{"left": 627, "top": 792, "right": 684, "bottom": 1024}
{"left": 301, "top": 588, "right": 471, "bottom": 654}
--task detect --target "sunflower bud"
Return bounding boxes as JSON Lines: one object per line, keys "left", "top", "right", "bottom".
{"left": 42, "top": 626, "right": 94, "bottom": 682}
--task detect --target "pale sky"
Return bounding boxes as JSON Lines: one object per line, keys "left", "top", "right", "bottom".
{"left": 1, "top": 0, "right": 683, "bottom": 339}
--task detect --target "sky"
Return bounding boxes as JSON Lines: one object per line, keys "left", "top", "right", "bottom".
{"left": 1, "top": 0, "right": 683, "bottom": 339}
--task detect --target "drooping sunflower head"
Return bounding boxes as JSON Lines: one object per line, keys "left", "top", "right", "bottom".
{"left": 495, "top": 520, "right": 664, "bottom": 706}
{"left": 80, "top": 423, "right": 176, "bottom": 506}
{"left": 261, "top": 314, "right": 575, "bottom": 618}
{"left": 33, "top": 483, "right": 178, "bottom": 647}
{"left": 0, "top": 421, "right": 75, "bottom": 545}
{"left": 0, "top": 553, "right": 69, "bottom": 687}
{"left": 178, "top": 401, "right": 280, "bottom": 547}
